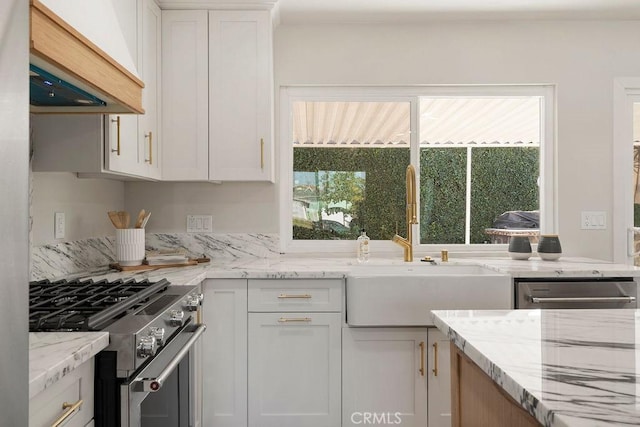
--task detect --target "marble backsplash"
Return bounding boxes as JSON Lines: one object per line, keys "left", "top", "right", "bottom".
{"left": 31, "top": 233, "right": 280, "bottom": 281}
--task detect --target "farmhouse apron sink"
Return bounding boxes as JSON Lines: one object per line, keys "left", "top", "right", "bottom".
{"left": 346, "top": 264, "right": 512, "bottom": 326}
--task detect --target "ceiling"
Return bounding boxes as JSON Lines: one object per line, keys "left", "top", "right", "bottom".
{"left": 276, "top": 0, "right": 640, "bottom": 24}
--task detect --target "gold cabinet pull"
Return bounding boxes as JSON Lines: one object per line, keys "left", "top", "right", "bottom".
{"left": 278, "top": 317, "right": 312, "bottom": 323}
{"left": 419, "top": 341, "right": 425, "bottom": 376}
{"left": 432, "top": 342, "right": 438, "bottom": 376}
{"left": 277, "top": 294, "right": 312, "bottom": 299}
{"left": 111, "top": 116, "right": 121, "bottom": 155}
{"left": 260, "top": 138, "right": 264, "bottom": 170}
{"left": 145, "top": 131, "right": 153, "bottom": 165}
{"left": 52, "top": 399, "right": 83, "bottom": 427}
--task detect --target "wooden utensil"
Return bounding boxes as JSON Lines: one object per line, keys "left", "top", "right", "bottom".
{"left": 135, "top": 209, "right": 146, "bottom": 228}
{"left": 118, "top": 211, "right": 130, "bottom": 229}
{"left": 141, "top": 211, "right": 151, "bottom": 228}
{"left": 108, "top": 211, "right": 121, "bottom": 229}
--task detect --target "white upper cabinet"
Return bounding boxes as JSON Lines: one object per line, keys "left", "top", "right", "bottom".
{"left": 33, "top": 0, "right": 162, "bottom": 181}
{"left": 208, "top": 10, "right": 274, "bottom": 182}
{"left": 138, "top": 0, "right": 162, "bottom": 179}
{"left": 161, "top": 10, "right": 209, "bottom": 181}
{"left": 162, "top": 9, "right": 274, "bottom": 182}
{"left": 106, "top": 0, "right": 162, "bottom": 179}
{"left": 105, "top": 0, "right": 141, "bottom": 176}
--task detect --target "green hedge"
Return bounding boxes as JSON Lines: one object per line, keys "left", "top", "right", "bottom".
{"left": 293, "top": 146, "right": 539, "bottom": 243}
{"left": 470, "top": 147, "right": 539, "bottom": 243}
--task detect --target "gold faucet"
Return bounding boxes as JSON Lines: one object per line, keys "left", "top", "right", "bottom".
{"left": 392, "top": 164, "right": 418, "bottom": 262}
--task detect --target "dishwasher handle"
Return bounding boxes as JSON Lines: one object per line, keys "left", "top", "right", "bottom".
{"left": 530, "top": 296, "right": 636, "bottom": 304}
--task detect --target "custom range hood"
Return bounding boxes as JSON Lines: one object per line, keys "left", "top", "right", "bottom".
{"left": 29, "top": 0, "right": 144, "bottom": 113}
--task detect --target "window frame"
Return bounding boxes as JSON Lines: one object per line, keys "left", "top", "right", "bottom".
{"left": 279, "top": 85, "right": 556, "bottom": 255}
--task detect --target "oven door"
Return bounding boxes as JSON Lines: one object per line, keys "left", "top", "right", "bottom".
{"left": 121, "top": 323, "right": 206, "bottom": 427}
{"left": 516, "top": 279, "right": 638, "bottom": 309}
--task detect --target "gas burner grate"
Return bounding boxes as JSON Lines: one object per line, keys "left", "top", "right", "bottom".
{"left": 29, "top": 277, "right": 170, "bottom": 331}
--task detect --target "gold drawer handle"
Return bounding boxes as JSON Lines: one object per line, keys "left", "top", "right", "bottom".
{"left": 111, "top": 116, "right": 121, "bottom": 155}
{"left": 278, "top": 294, "right": 312, "bottom": 299}
{"left": 419, "top": 341, "right": 425, "bottom": 377}
{"left": 52, "top": 399, "right": 83, "bottom": 427}
{"left": 260, "top": 138, "right": 264, "bottom": 170}
{"left": 278, "top": 317, "right": 312, "bottom": 323}
{"left": 432, "top": 342, "right": 438, "bottom": 376}
{"left": 145, "top": 131, "right": 153, "bottom": 165}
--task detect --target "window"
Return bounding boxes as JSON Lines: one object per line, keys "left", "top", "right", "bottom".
{"left": 280, "top": 86, "right": 555, "bottom": 253}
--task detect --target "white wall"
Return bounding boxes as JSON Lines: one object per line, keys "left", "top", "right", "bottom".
{"left": 124, "top": 181, "right": 278, "bottom": 233}
{"left": 1, "top": 0, "right": 29, "bottom": 423}
{"left": 43, "top": 20, "right": 640, "bottom": 259}
{"left": 273, "top": 20, "right": 640, "bottom": 260}
{"left": 31, "top": 172, "right": 125, "bottom": 245}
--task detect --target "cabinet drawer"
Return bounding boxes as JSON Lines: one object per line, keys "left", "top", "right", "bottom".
{"left": 30, "top": 360, "right": 94, "bottom": 427}
{"left": 248, "top": 279, "right": 342, "bottom": 312}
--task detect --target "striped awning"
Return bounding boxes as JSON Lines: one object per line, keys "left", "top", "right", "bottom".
{"left": 292, "top": 97, "right": 541, "bottom": 147}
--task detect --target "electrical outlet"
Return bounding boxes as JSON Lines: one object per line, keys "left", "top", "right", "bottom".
{"left": 187, "top": 215, "right": 213, "bottom": 233}
{"left": 54, "top": 212, "right": 65, "bottom": 239}
{"left": 581, "top": 211, "right": 606, "bottom": 230}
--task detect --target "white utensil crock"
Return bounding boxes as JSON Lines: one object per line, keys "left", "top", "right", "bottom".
{"left": 115, "top": 229, "right": 145, "bottom": 266}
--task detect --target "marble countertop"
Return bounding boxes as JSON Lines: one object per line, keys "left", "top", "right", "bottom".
{"left": 59, "top": 255, "right": 640, "bottom": 287}
{"left": 29, "top": 332, "right": 109, "bottom": 399}
{"left": 29, "top": 254, "right": 639, "bottom": 396}
{"left": 432, "top": 309, "right": 640, "bottom": 427}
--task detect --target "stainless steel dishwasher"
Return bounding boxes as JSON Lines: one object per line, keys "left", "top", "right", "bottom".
{"left": 515, "top": 277, "right": 638, "bottom": 309}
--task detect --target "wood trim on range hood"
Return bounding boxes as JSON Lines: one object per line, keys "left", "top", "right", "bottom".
{"left": 29, "top": 0, "right": 145, "bottom": 114}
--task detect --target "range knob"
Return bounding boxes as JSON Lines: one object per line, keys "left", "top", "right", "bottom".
{"left": 149, "top": 327, "right": 166, "bottom": 346}
{"left": 169, "top": 309, "right": 185, "bottom": 327}
{"left": 186, "top": 295, "right": 201, "bottom": 312}
{"left": 137, "top": 335, "right": 157, "bottom": 358}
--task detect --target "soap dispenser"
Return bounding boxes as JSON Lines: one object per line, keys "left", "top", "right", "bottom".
{"left": 356, "top": 229, "right": 370, "bottom": 263}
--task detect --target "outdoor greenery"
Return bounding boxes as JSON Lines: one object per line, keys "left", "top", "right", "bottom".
{"left": 293, "top": 146, "right": 539, "bottom": 243}
{"left": 470, "top": 147, "right": 539, "bottom": 243}
{"left": 420, "top": 148, "right": 467, "bottom": 244}
{"left": 293, "top": 147, "right": 410, "bottom": 240}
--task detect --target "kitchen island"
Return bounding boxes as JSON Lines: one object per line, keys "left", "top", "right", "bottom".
{"left": 432, "top": 309, "right": 640, "bottom": 426}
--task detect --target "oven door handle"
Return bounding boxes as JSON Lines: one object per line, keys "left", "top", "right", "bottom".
{"left": 136, "top": 323, "right": 207, "bottom": 392}
{"left": 529, "top": 296, "right": 636, "bottom": 304}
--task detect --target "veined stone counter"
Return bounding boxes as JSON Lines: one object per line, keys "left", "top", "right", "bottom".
{"left": 432, "top": 309, "right": 640, "bottom": 427}
{"left": 34, "top": 255, "right": 640, "bottom": 288}
{"left": 29, "top": 332, "right": 109, "bottom": 399}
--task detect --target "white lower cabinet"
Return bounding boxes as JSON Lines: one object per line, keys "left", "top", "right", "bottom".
{"left": 202, "top": 279, "right": 248, "bottom": 427}
{"left": 29, "top": 358, "right": 94, "bottom": 427}
{"left": 427, "top": 328, "right": 452, "bottom": 427}
{"left": 202, "top": 278, "right": 342, "bottom": 427}
{"left": 248, "top": 312, "right": 342, "bottom": 427}
{"left": 342, "top": 328, "right": 428, "bottom": 427}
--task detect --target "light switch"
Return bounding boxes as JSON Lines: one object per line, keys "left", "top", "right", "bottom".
{"left": 54, "top": 212, "right": 65, "bottom": 239}
{"left": 187, "top": 215, "right": 213, "bottom": 233}
{"left": 581, "top": 211, "right": 606, "bottom": 230}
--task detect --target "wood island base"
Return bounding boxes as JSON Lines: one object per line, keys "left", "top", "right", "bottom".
{"left": 450, "top": 344, "right": 541, "bottom": 427}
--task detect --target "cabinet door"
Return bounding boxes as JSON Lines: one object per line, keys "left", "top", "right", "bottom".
{"left": 105, "top": 0, "right": 142, "bottom": 176}
{"left": 248, "top": 312, "right": 341, "bottom": 427}
{"left": 29, "top": 359, "right": 94, "bottom": 427}
{"left": 161, "top": 10, "right": 209, "bottom": 181}
{"left": 105, "top": 114, "right": 140, "bottom": 175}
{"left": 428, "top": 328, "right": 452, "bottom": 427}
{"left": 138, "top": 0, "right": 162, "bottom": 179}
{"left": 202, "top": 279, "right": 247, "bottom": 427}
{"left": 342, "top": 328, "right": 428, "bottom": 427}
{"left": 209, "top": 11, "right": 273, "bottom": 182}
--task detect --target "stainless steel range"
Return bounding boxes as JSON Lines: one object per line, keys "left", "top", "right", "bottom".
{"left": 29, "top": 277, "right": 206, "bottom": 427}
